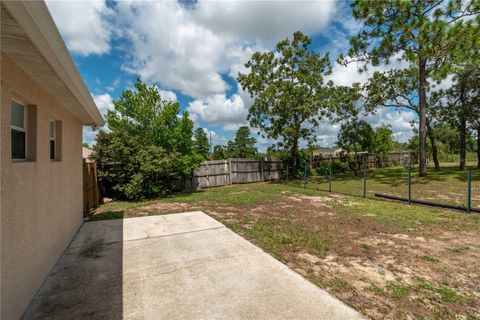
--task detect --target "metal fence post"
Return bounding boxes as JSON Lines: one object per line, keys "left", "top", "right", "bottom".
{"left": 328, "top": 162, "right": 332, "bottom": 192}
{"left": 304, "top": 165, "right": 307, "bottom": 189}
{"left": 408, "top": 166, "right": 412, "bottom": 205}
{"left": 363, "top": 169, "right": 367, "bottom": 198}
{"left": 467, "top": 171, "right": 471, "bottom": 213}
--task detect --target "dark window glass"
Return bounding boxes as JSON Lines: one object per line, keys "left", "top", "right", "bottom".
{"left": 12, "top": 129, "right": 26, "bottom": 159}
{"left": 50, "top": 140, "right": 55, "bottom": 160}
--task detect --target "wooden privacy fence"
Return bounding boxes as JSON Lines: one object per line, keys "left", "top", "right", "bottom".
{"left": 191, "top": 158, "right": 283, "bottom": 189}
{"left": 83, "top": 159, "right": 100, "bottom": 214}
{"left": 311, "top": 152, "right": 413, "bottom": 170}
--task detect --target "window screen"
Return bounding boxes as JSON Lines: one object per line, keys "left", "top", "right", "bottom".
{"left": 50, "top": 121, "right": 56, "bottom": 160}
{"left": 11, "top": 101, "right": 26, "bottom": 159}
{"left": 11, "top": 100, "right": 25, "bottom": 128}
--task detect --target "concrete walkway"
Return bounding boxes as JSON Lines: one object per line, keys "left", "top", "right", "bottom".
{"left": 23, "top": 212, "right": 364, "bottom": 319}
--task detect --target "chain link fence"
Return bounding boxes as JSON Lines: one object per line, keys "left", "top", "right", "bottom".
{"left": 283, "top": 164, "right": 480, "bottom": 213}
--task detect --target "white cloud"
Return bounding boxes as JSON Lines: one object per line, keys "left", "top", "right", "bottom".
{"left": 106, "top": 78, "right": 121, "bottom": 92}
{"left": 187, "top": 93, "right": 248, "bottom": 126}
{"left": 46, "top": 0, "right": 114, "bottom": 56}
{"left": 82, "top": 127, "right": 97, "bottom": 146}
{"left": 82, "top": 93, "right": 114, "bottom": 146}
{"left": 222, "top": 122, "right": 248, "bottom": 132}
{"left": 312, "top": 109, "right": 416, "bottom": 148}
{"left": 93, "top": 93, "right": 114, "bottom": 118}
{"left": 115, "top": 0, "right": 335, "bottom": 99}
{"left": 158, "top": 90, "right": 177, "bottom": 102}
{"left": 193, "top": 1, "right": 335, "bottom": 45}
{"left": 314, "top": 121, "right": 342, "bottom": 147}
{"left": 361, "top": 109, "right": 416, "bottom": 143}
{"left": 328, "top": 54, "right": 410, "bottom": 87}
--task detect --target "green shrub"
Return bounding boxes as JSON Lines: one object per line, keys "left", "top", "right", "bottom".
{"left": 92, "top": 79, "right": 203, "bottom": 200}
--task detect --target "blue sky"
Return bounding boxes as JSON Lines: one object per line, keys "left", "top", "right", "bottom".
{"left": 45, "top": 0, "right": 416, "bottom": 151}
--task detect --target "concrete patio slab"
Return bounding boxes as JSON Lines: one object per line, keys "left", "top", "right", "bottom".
{"left": 23, "top": 212, "right": 364, "bottom": 319}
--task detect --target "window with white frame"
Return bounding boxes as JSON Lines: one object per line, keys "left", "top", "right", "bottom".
{"left": 50, "top": 120, "right": 56, "bottom": 160}
{"left": 11, "top": 100, "right": 27, "bottom": 159}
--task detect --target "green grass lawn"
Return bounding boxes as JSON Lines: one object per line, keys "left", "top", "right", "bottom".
{"left": 290, "top": 162, "right": 480, "bottom": 209}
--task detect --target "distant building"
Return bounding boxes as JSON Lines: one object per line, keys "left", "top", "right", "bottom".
{"left": 311, "top": 147, "right": 345, "bottom": 157}
{"left": 83, "top": 146, "right": 94, "bottom": 163}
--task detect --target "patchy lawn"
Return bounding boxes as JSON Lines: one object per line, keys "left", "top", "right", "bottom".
{"left": 92, "top": 182, "right": 480, "bottom": 319}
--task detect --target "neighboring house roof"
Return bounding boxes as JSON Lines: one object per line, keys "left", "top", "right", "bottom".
{"left": 83, "top": 147, "right": 93, "bottom": 163}
{"left": 312, "top": 148, "right": 344, "bottom": 156}
{"left": 1, "top": 1, "right": 104, "bottom": 127}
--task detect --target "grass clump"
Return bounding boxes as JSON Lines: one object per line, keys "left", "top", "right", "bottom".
{"left": 328, "top": 277, "right": 350, "bottom": 292}
{"left": 414, "top": 277, "right": 460, "bottom": 303}
{"left": 367, "top": 284, "right": 387, "bottom": 297}
{"left": 246, "top": 220, "right": 328, "bottom": 257}
{"left": 360, "top": 243, "right": 371, "bottom": 250}
{"left": 387, "top": 283, "right": 411, "bottom": 299}
{"left": 420, "top": 255, "right": 439, "bottom": 263}
{"left": 450, "top": 246, "right": 471, "bottom": 253}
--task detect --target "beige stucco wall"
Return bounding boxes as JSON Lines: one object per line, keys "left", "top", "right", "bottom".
{"left": 0, "top": 53, "right": 84, "bottom": 320}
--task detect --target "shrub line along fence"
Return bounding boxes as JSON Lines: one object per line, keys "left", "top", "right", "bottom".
{"left": 288, "top": 164, "right": 480, "bottom": 213}
{"left": 189, "top": 158, "right": 283, "bottom": 190}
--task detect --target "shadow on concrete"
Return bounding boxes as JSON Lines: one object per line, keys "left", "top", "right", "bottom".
{"left": 22, "top": 219, "right": 124, "bottom": 319}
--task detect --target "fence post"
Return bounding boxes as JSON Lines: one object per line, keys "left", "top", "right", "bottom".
{"left": 261, "top": 158, "right": 264, "bottom": 182}
{"left": 363, "top": 169, "right": 367, "bottom": 198}
{"left": 206, "top": 162, "right": 210, "bottom": 188}
{"left": 467, "top": 171, "right": 471, "bottom": 213}
{"left": 408, "top": 166, "right": 412, "bottom": 205}
{"left": 328, "top": 161, "right": 332, "bottom": 192}
{"left": 285, "top": 166, "right": 289, "bottom": 184}
{"left": 304, "top": 165, "right": 308, "bottom": 189}
{"left": 228, "top": 159, "right": 232, "bottom": 185}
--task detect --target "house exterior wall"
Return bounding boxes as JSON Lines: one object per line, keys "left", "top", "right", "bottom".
{"left": 0, "top": 53, "right": 84, "bottom": 320}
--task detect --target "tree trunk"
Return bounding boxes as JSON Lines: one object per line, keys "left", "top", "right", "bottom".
{"left": 477, "top": 127, "right": 480, "bottom": 169}
{"left": 426, "top": 118, "right": 440, "bottom": 171}
{"left": 291, "top": 137, "right": 298, "bottom": 178}
{"left": 418, "top": 57, "right": 428, "bottom": 177}
{"left": 459, "top": 84, "right": 467, "bottom": 171}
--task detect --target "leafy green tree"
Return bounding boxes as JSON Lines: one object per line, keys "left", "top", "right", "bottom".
{"left": 193, "top": 128, "right": 210, "bottom": 159}
{"left": 238, "top": 31, "right": 357, "bottom": 176}
{"left": 341, "top": 0, "right": 479, "bottom": 176}
{"left": 232, "top": 126, "right": 257, "bottom": 158}
{"left": 371, "top": 125, "right": 394, "bottom": 164}
{"left": 433, "top": 123, "right": 460, "bottom": 156}
{"left": 82, "top": 142, "right": 91, "bottom": 148}
{"left": 225, "top": 140, "right": 236, "bottom": 158}
{"left": 337, "top": 119, "right": 374, "bottom": 174}
{"left": 212, "top": 145, "right": 227, "bottom": 160}
{"left": 92, "top": 79, "right": 202, "bottom": 200}
{"left": 337, "top": 119, "right": 374, "bottom": 153}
